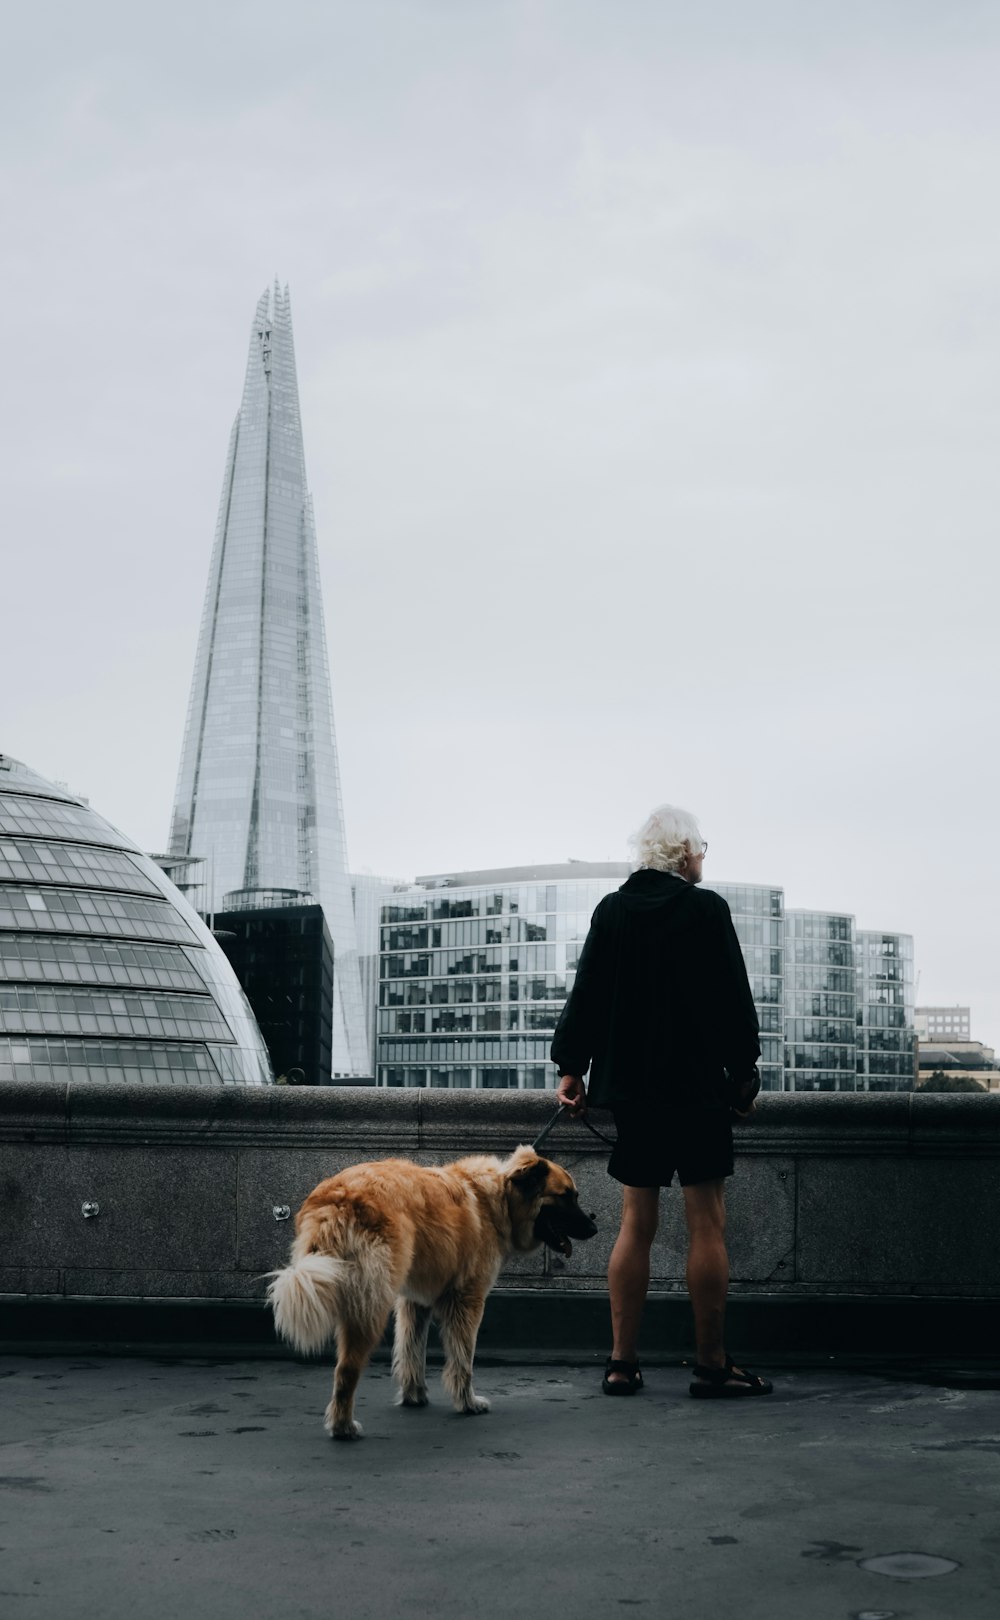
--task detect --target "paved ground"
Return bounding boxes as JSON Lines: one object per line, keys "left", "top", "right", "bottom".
{"left": 1, "top": 1352, "right": 997, "bottom": 1620}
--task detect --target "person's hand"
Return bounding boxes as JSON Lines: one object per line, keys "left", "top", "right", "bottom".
{"left": 556, "top": 1074, "right": 587, "bottom": 1115}
{"left": 730, "top": 1069, "right": 761, "bottom": 1120}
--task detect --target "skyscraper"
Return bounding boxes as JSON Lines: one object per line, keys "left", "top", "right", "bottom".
{"left": 169, "top": 283, "right": 368, "bottom": 1076}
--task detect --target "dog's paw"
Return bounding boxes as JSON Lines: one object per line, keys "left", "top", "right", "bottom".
{"left": 398, "top": 1387, "right": 430, "bottom": 1407}
{"left": 324, "top": 1405, "right": 364, "bottom": 1441}
{"left": 458, "top": 1394, "right": 491, "bottom": 1416}
{"left": 329, "top": 1420, "right": 364, "bottom": 1441}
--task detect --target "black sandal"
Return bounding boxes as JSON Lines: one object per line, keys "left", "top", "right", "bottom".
{"left": 602, "top": 1358, "right": 643, "bottom": 1396}
{"left": 689, "top": 1355, "right": 773, "bottom": 1398}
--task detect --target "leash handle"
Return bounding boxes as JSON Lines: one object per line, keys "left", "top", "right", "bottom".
{"left": 530, "top": 1102, "right": 617, "bottom": 1153}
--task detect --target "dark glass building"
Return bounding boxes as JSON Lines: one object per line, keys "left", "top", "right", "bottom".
{"left": 214, "top": 894, "right": 335, "bottom": 1085}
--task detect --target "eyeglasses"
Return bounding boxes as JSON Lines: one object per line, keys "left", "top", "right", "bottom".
{"left": 698, "top": 841, "right": 708, "bottom": 855}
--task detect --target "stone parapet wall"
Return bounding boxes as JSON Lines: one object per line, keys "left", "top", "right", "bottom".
{"left": 1, "top": 1083, "right": 997, "bottom": 1306}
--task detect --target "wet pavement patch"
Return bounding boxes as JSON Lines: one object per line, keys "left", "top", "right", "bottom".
{"left": 801, "top": 1540, "right": 862, "bottom": 1561}
{"left": 859, "top": 1552, "right": 960, "bottom": 1579}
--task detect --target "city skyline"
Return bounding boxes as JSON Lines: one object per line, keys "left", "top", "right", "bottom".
{"left": 3, "top": 3, "right": 998, "bottom": 1048}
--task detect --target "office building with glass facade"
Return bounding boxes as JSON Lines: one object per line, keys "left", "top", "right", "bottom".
{"left": 856, "top": 930, "right": 917, "bottom": 1090}
{"left": 376, "top": 864, "right": 788, "bottom": 1091}
{"left": 783, "top": 910, "right": 858, "bottom": 1090}
{"left": 168, "top": 283, "right": 368, "bottom": 1077}
{"left": 0, "top": 755, "right": 272, "bottom": 1086}
{"left": 712, "top": 883, "right": 785, "bottom": 1091}
{"left": 377, "top": 864, "right": 628, "bottom": 1089}
{"left": 377, "top": 870, "right": 916, "bottom": 1093}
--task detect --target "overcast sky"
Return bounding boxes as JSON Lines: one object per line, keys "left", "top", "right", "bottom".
{"left": 3, "top": 1, "right": 998, "bottom": 1042}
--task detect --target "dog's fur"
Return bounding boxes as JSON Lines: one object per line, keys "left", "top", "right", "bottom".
{"left": 266, "top": 1145, "right": 596, "bottom": 1439}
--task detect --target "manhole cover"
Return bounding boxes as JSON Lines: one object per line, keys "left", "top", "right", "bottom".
{"left": 859, "top": 1552, "right": 959, "bottom": 1580}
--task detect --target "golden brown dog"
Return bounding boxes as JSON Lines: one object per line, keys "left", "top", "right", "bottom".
{"left": 266, "top": 1145, "right": 597, "bottom": 1439}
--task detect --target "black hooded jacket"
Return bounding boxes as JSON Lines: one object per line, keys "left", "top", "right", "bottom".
{"left": 550, "top": 868, "right": 760, "bottom": 1110}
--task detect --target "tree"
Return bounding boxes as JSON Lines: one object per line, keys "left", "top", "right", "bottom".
{"left": 917, "top": 1070, "right": 987, "bottom": 1093}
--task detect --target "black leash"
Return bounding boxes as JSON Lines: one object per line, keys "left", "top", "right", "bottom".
{"left": 530, "top": 1102, "right": 617, "bottom": 1154}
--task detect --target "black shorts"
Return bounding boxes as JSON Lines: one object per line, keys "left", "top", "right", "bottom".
{"left": 607, "top": 1101, "right": 734, "bottom": 1189}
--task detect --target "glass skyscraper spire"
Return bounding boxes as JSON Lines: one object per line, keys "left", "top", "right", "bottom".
{"left": 169, "top": 283, "right": 368, "bottom": 1076}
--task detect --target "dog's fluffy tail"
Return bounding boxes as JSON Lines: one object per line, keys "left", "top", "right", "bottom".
{"left": 266, "top": 1254, "right": 351, "bottom": 1356}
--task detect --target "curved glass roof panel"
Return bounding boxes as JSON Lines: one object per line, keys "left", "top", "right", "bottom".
{"left": 207, "top": 1040, "right": 272, "bottom": 1086}
{"left": 0, "top": 886, "right": 197, "bottom": 943}
{"left": 0, "top": 839, "right": 160, "bottom": 894}
{"left": 0, "top": 795, "right": 132, "bottom": 848}
{"left": 0, "top": 756, "right": 96, "bottom": 802}
{"left": 0, "top": 935, "right": 207, "bottom": 992}
{"left": 0, "top": 985, "right": 233, "bottom": 1042}
{"left": 0, "top": 1036, "right": 229, "bottom": 1085}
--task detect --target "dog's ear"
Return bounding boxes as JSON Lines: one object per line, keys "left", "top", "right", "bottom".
{"left": 508, "top": 1155, "right": 550, "bottom": 1202}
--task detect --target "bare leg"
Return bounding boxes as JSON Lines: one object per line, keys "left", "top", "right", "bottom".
{"left": 435, "top": 1291, "right": 490, "bottom": 1414}
{"left": 393, "top": 1300, "right": 432, "bottom": 1406}
{"left": 607, "top": 1186, "right": 660, "bottom": 1380}
{"left": 683, "top": 1177, "right": 750, "bottom": 1387}
{"left": 683, "top": 1179, "right": 773, "bottom": 1394}
{"left": 683, "top": 1179, "right": 728, "bottom": 1365}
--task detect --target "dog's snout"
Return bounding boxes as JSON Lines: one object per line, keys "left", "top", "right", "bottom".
{"left": 571, "top": 1209, "right": 598, "bottom": 1240}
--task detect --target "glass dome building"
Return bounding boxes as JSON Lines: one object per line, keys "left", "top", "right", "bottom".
{"left": 0, "top": 755, "right": 272, "bottom": 1086}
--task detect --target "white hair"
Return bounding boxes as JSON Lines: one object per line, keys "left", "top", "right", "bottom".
{"left": 629, "top": 804, "right": 703, "bottom": 873}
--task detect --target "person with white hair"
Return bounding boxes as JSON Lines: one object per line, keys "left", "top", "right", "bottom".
{"left": 552, "top": 804, "right": 772, "bottom": 1399}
